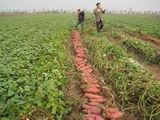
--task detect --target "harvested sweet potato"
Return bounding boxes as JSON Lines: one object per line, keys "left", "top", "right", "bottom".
{"left": 72, "top": 30, "right": 108, "bottom": 120}
{"left": 84, "top": 87, "right": 100, "bottom": 94}
{"left": 76, "top": 54, "right": 86, "bottom": 58}
{"left": 88, "top": 84, "right": 100, "bottom": 88}
{"left": 82, "top": 69, "right": 93, "bottom": 73}
{"left": 83, "top": 77, "right": 98, "bottom": 84}
{"left": 85, "top": 118, "right": 94, "bottom": 120}
{"left": 84, "top": 93, "right": 104, "bottom": 99}
{"left": 89, "top": 98, "right": 106, "bottom": 103}
{"left": 75, "top": 57, "right": 84, "bottom": 62}
{"left": 76, "top": 63, "right": 85, "bottom": 68}
{"left": 105, "top": 108, "right": 123, "bottom": 119}
{"left": 88, "top": 102, "right": 100, "bottom": 106}
{"left": 84, "top": 114, "right": 104, "bottom": 120}
{"left": 82, "top": 105, "right": 101, "bottom": 114}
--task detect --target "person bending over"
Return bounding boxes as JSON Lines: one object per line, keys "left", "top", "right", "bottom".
{"left": 75, "top": 9, "right": 85, "bottom": 33}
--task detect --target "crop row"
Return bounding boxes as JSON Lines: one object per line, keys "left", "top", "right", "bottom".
{"left": 106, "top": 28, "right": 160, "bottom": 65}
{"left": 105, "top": 15, "right": 160, "bottom": 39}
{"left": 82, "top": 33, "right": 160, "bottom": 120}
{"left": 123, "top": 38, "right": 160, "bottom": 65}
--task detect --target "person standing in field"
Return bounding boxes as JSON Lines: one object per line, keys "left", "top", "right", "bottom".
{"left": 75, "top": 9, "right": 85, "bottom": 33}
{"left": 94, "top": 3, "right": 105, "bottom": 32}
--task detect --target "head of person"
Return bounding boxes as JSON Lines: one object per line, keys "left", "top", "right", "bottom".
{"left": 96, "top": 3, "right": 101, "bottom": 8}
{"left": 78, "top": 9, "right": 81, "bottom": 12}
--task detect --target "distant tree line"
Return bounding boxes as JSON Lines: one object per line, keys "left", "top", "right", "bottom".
{"left": 0, "top": 8, "right": 160, "bottom": 15}
{"left": 106, "top": 9, "right": 160, "bottom": 15}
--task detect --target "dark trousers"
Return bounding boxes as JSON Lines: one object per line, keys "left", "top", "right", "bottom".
{"left": 75, "top": 20, "right": 84, "bottom": 32}
{"left": 96, "top": 19, "right": 104, "bottom": 32}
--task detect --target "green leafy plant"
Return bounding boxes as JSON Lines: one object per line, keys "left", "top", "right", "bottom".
{"left": 0, "top": 14, "right": 74, "bottom": 120}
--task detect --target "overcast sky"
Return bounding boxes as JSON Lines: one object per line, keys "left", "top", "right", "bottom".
{"left": 0, "top": 0, "right": 160, "bottom": 11}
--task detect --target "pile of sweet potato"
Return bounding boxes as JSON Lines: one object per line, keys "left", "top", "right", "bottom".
{"left": 71, "top": 30, "right": 123, "bottom": 120}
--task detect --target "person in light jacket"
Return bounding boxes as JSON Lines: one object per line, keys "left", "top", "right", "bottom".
{"left": 94, "top": 3, "right": 105, "bottom": 32}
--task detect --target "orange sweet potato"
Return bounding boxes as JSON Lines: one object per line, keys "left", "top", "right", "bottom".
{"left": 83, "top": 105, "right": 101, "bottom": 115}
{"left": 84, "top": 87, "right": 100, "bottom": 94}
{"left": 88, "top": 102, "right": 100, "bottom": 106}
{"left": 84, "top": 93, "right": 104, "bottom": 99}
{"left": 105, "top": 108, "right": 123, "bottom": 119}
{"left": 84, "top": 114, "right": 103, "bottom": 120}
{"left": 89, "top": 98, "right": 106, "bottom": 103}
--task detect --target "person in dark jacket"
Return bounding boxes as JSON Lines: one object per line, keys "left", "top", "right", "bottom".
{"left": 75, "top": 9, "right": 85, "bottom": 33}
{"left": 94, "top": 3, "right": 105, "bottom": 32}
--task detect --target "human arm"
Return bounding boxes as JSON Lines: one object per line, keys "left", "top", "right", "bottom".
{"left": 76, "top": 11, "right": 80, "bottom": 16}
{"left": 100, "top": 8, "right": 105, "bottom": 14}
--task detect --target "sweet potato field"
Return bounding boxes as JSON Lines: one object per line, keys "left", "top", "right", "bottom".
{"left": 0, "top": 14, "right": 160, "bottom": 120}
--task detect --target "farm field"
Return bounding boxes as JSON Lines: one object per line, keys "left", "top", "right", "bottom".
{"left": 0, "top": 14, "right": 75, "bottom": 120}
{"left": 105, "top": 15, "right": 160, "bottom": 39}
{"left": 0, "top": 14, "right": 160, "bottom": 120}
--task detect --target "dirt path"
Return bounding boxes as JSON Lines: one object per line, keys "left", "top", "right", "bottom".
{"left": 66, "top": 30, "right": 124, "bottom": 120}
{"left": 65, "top": 37, "right": 83, "bottom": 120}
{"left": 66, "top": 74, "right": 83, "bottom": 120}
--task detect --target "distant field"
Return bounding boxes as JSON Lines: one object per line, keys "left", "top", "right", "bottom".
{"left": 0, "top": 14, "right": 160, "bottom": 120}
{"left": 105, "top": 15, "right": 160, "bottom": 38}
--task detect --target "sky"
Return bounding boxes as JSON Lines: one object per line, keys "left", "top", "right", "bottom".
{"left": 0, "top": 0, "right": 160, "bottom": 12}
